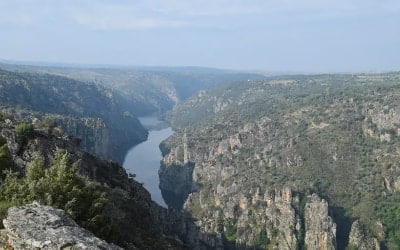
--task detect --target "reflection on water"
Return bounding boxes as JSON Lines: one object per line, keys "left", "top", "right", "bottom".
{"left": 123, "top": 118, "right": 173, "bottom": 207}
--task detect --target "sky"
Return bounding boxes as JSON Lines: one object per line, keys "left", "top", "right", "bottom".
{"left": 0, "top": 0, "right": 399, "bottom": 72}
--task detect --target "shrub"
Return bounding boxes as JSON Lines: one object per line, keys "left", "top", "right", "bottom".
{"left": 0, "top": 112, "right": 11, "bottom": 122}
{"left": 36, "top": 118, "right": 57, "bottom": 129}
{"left": 15, "top": 123, "right": 34, "bottom": 138}
{"left": 0, "top": 200, "right": 18, "bottom": 228}
{"left": 0, "top": 144, "right": 12, "bottom": 180}
{"left": 0, "top": 150, "right": 119, "bottom": 243}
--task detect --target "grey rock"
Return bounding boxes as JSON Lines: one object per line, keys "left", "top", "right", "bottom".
{"left": 2, "top": 202, "right": 123, "bottom": 250}
{"left": 348, "top": 220, "right": 380, "bottom": 250}
{"left": 304, "top": 194, "right": 337, "bottom": 250}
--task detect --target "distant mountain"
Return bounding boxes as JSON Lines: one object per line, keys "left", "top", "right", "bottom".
{"left": 0, "top": 63, "right": 265, "bottom": 116}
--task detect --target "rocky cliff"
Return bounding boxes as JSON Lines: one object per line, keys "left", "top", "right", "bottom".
{"left": 160, "top": 73, "right": 400, "bottom": 249}
{"left": 304, "top": 194, "right": 336, "bottom": 250}
{"left": 0, "top": 69, "right": 147, "bottom": 163}
{"left": 55, "top": 116, "right": 112, "bottom": 160}
{"left": 1, "top": 202, "right": 123, "bottom": 250}
{"left": 348, "top": 220, "right": 380, "bottom": 250}
{"left": 0, "top": 116, "right": 188, "bottom": 249}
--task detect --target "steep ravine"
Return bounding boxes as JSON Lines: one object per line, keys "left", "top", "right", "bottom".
{"left": 123, "top": 118, "right": 173, "bottom": 207}
{"left": 159, "top": 125, "right": 382, "bottom": 249}
{"left": 158, "top": 74, "right": 399, "bottom": 249}
{"left": 0, "top": 69, "right": 148, "bottom": 163}
{"left": 0, "top": 116, "right": 191, "bottom": 249}
{"left": 159, "top": 142, "right": 378, "bottom": 249}
{"left": 2, "top": 115, "right": 244, "bottom": 249}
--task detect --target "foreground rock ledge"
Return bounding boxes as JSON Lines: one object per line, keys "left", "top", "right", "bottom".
{"left": 1, "top": 202, "right": 122, "bottom": 250}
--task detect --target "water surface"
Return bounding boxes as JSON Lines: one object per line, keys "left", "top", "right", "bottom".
{"left": 123, "top": 118, "right": 173, "bottom": 207}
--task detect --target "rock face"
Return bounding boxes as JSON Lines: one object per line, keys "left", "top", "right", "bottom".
{"left": 304, "top": 194, "right": 336, "bottom": 250}
{"left": 2, "top": 202, "right": 122, "bottom": 250}
{"left": 160, "top": 73, "right": 400, "bottom": 249}
{"left": 159, "top": 118, "right": 342, "bottom": 249}
{"left": 159, "top": 162, "right": 195, "bottom": 210}
{"left": 0, "top": 118, "right": 188, "bottom": 249}
{"left": 55, "top": 116, "right": 113, "bottom": 161}
{"left": 0, "top": 69, "right": 148, "bottom": 163}
{"left": 348, "top": 220, "right": 380, "bottom": 250}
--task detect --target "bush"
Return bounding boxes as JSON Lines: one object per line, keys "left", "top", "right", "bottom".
{"left": 15, "top": 123, "right": 34, "bottom": 138}
{"left": 36, "top": 118, "right": 57, "bottom": 129}
{"left": 258, "top": 228, "right": 270, "bottom": 248}
{"left": 0, "top": 112, "right": 11, "bottom": 122}
{"left": 0, "top": 150, "right": 120, "bottom": 243}
{"left": 0, "top": 143, "right": 12, "bottom": 180}
{"left": 347, "top": 243, "right": 358, "bottom": 250}
{"left": 378, "top": 202, "right": 400, "bottom": 248}
{"left": 0, "top": 200, "right": 18, "bottom": 228}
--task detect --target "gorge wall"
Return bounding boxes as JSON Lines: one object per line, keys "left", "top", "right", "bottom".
{"left": 159, "top": 73, "right": 400, "bottom": 249}
{"left": 0, "top": 69, "right": 147, "bottom": 163}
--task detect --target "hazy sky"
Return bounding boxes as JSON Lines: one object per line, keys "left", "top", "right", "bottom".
{"left": 0, "top": 0, "right": 399, "bottom": 72}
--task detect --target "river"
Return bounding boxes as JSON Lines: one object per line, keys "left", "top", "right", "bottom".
{"left": 123, "top": 117, "right": 173, "bottom": 207}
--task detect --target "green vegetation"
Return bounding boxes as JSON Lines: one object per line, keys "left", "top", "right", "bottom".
{"left": 0, "top": 68, "right": 148, "bottom": 163}
{"left": 257, "top": 228, "right": 270, "bottom": 248}
{"left": 0, "top": 150, "right": 120, "bottom": 241}
{"left": 35, "top": 117, "right": 57, "bottom": 129}
{"left": 347, "top": 244, "right": 358, "bottom": 250}
{"left": 225, "top": 225, "right": 237, "bottom": 242}
{"left": 223, "top": 222, "right": 238, "bottom": 249}
{"left": 0, "top": 116, "right": 183, "bottom": 249}
{"left": 165, "top": 72, "right": 400, "bottom": 248}
{"left": 0, "top": 136, "right": 12, "bottom": 180}
{"left": 15, "top": 122, "right": 34, "bottom": 138}
{"left": 0, "top": 112, "right": 11, "bottom": 122}
{"left": 378, "top": 198, "right": 400, "bottom": 247}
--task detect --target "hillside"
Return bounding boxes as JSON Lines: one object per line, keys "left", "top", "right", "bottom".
{"left": 161, "top": 72, "right": 400, "bottom": 249}
{"left": 0, "top": 69, "right": 147, "bottom": 163}
{"left": 0, "top": 114, "right": 189, "bottom": 249}
{"left": 0, "top": 63, "right": 264, "bottom": 116}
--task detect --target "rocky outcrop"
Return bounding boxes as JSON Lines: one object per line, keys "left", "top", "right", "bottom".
{"left": 160, "top": 120, "right": 366, "bottom": 249}
{"left": 348, "top": 220, "right": 380, "bottom": 250}
{"left": 2, "top": 202, "right": 122, "bottom": 250}
{"left": 159, "top": 162, "right": 195, "bottom": 210}
{"left": 304, "top": 194, "right": 336, "bottom": 250}
{"left": 55, "top": 116, "right": 112, "bottom": 160}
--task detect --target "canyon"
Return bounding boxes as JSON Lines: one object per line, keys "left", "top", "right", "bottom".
{"left": 1, "top": 64, "right": 400, "bottom": 249}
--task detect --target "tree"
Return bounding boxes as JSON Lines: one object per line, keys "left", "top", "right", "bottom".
{"left": 0, "top": 149, "right": 118, "bottom": 242}
{"left": 0, "top": 144, "right": 12, "bottom": 180}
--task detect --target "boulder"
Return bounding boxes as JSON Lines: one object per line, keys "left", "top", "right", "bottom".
{"left": 2, "top": 202, "right": 123, "bottom": 250}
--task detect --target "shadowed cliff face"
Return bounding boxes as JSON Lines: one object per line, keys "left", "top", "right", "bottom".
{"left": 159, "top": 162, "right": 195, "bottom": 210}
{"left": 0, "top": 69, "right": 147, "bottom": 163}
{"left": 0, "top": 65, "right": 265, "bottom": 162}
